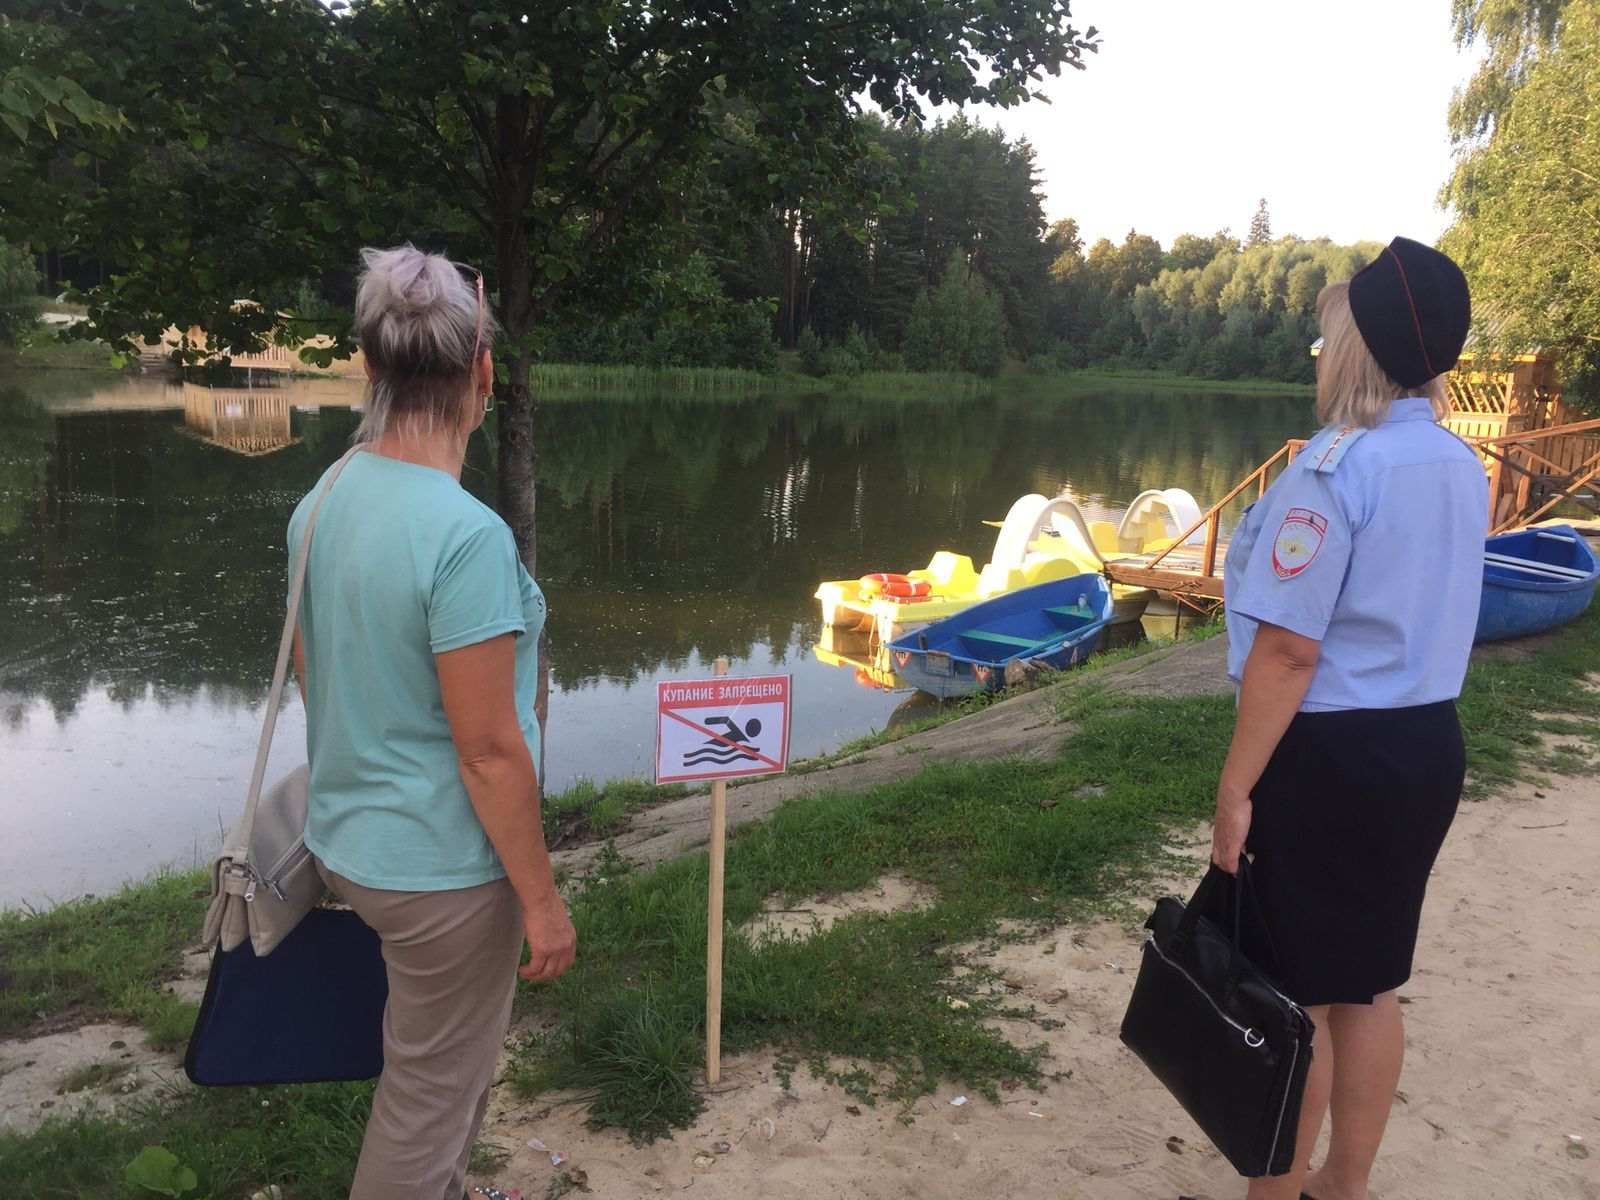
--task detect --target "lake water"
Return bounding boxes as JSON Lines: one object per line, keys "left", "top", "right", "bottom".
{"left": 0, "top": 370, "right": 1311, "bottom": 907}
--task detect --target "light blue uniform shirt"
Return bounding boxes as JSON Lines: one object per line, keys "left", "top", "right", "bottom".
{"left": 287, "top": 452, "right": 546, "bottom": 891}
{"left": 1225, "top": 397, "right": 1487, "bottom": 712}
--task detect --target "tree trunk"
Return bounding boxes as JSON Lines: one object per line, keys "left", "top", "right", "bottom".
{"left": 497, "top": 348, "right": 538, "bottom": 571}
{"left": 496, "top": 346, "right": 549, "bottom": 768}
{"left": 489, "top": 83, "right": 548, "bottom": 769}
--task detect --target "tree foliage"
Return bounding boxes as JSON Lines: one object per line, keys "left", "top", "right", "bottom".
{"left": 1443, "top": 0, "right": 1600, "bottom": 405}
{"left": 1246, "top": 198, "right": 1272, "bottom": 247}
{"left": 900, "top": 252, "right": 1007, "bottom": 376}
{"left": 0, "top": 17, "right": 124, "bottom": 144}
{"left": 0, "top": 0, "right": 1099, "bottom": 563}
{"left": 1448, "top": 0, "right": 1571, "bottom": 141}
{"left": 1048, "top": 232, "right": 1378, "bottom": 381}
{"left": 0, "top": 237, "right": 40, "bottom": 346}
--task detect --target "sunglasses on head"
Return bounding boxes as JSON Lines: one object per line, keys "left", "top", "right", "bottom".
{"left": 451, "top": 261, "right": 486, "bottom": 370}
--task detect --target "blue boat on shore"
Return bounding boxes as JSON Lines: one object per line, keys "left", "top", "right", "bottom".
{"left": 887, "top": 574, "right": 1114, "bottom": 699}
{"left": 1476, "top": 525, "right": 1600, "bottom": 642}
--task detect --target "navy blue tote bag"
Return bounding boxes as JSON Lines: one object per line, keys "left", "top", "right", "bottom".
{"left": 184, "top": 907, "right": 388, "bottom": 1086}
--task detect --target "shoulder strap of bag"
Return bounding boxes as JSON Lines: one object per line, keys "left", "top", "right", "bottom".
{"left": 228, "top": 446, "right": 363, "bottom": 861}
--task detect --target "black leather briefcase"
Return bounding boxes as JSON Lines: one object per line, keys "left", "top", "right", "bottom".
{"left": 1119, "top": 859, "right": 1315, "bottom": 1177}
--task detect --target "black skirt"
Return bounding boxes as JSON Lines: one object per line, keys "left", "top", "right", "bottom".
{"left": 1242, "top": 700, "right": 1464, "bottom": 1007}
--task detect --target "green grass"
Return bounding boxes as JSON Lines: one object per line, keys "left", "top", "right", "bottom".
{"left": 0, "top": 871, "right": 207, "bottom": 1046}
{"left": 790, "top": 617, "right": 1227, "bottom": 768}
{"left": 1, "top": 1081, "right": 374, "bottom": 1200}
{"left": 5, "top": 331, "right": 126, "bottom": 371}
{"left": 542, "top": 777, "right": 689, "bottom": 848}
{"left": 507, "top": 689, "right": 1240, "bottom": 1142}
{"left": 3, "top": 606, "right": 1596, "bottom": 1190}
{"left": 525, "top": 361, "right": 1316, "bottom": 402}
{"left": 529, "top": 362, "right": 999, "bottom": 401}
{"left": 531, "top": 363, "right": 797, "bottom": 398}
{"left": 1453, "top": 606, "right": 1600, "bottom": 795}
{"left": 1055, "top": 367, "right": 1314, "bottom": 395}
{"left": 817, "top": 369, "right": 993, "bottom": 399}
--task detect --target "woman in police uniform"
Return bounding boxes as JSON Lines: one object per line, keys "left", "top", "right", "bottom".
{"left": 1214, "top": 238, "right": 1485, "bottom": 1200}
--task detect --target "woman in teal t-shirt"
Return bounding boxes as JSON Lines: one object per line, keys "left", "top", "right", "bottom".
{"left": 288, "top": 245, "right": 573, "bottom": 1200}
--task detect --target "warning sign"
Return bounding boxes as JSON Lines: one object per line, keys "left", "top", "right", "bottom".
{"left": 655, "top": 674, "right": 792, "bottom": 785}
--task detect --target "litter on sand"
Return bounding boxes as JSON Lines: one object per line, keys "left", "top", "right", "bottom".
{"left": 950, "top": 1095, "right": 968, "bottom": 1107}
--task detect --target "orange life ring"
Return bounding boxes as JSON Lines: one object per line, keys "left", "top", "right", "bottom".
{"left": 858, "top": 572, "right": 932, "bottom": 600}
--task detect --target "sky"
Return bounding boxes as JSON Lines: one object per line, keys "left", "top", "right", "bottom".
{"left": 972, "top": 0, "right": 1475, "bottom": 249}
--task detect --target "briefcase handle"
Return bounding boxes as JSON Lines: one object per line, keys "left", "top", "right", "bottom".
{"left": 1175, "top": 856, "right": 1260, "bottom": 983}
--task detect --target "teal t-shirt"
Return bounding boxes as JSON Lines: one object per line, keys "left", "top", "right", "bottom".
{"left": 287, "top": 451, "right": 546, "bottom": 891}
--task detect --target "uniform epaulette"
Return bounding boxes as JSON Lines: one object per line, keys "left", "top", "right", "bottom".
{"left": 1306, "top": 425, "right": 1369, "bottom": 474}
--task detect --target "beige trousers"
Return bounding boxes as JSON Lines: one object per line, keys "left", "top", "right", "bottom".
{"left": 316, "top": 861, "right": 524, "bottom": 1200}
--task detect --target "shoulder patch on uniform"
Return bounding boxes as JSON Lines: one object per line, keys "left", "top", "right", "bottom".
{"left": 1308, "top": 425, "right": 1369, "bottom": 474}
{"left": 1271, "top": 507, "right": 1328, "bottom": 578}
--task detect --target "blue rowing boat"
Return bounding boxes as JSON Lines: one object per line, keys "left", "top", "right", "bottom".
{"left": 1476, "top": 525, "right": 1600, "bottom": 642}
{"left": 887, "top": 574, "right": 1114, "bottom": 699}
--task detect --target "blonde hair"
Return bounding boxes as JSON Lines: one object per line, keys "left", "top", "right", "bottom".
{"left": 353, "top": 245, "right": 497, "bottom": 442}
{"left": 1315, "top": 282, "right": 1448, "bottom": 428}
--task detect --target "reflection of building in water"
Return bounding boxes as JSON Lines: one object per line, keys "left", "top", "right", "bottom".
{"left": 181, "top": 384, "right": 298, "bottom": 456}
{"left": 37, "top": 373, "right": 365, "bottom": 416}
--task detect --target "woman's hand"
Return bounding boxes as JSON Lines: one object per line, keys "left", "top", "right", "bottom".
{"left": 519, "top": 891, "right": 577, "bottom": 983}
{"left": 1211, "top": 781, "right": 1253, "bottom": 874}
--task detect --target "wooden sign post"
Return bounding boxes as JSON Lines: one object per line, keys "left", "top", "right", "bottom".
{"left": 654, "top": 664, "right": 792, "bottom": 1086}
{"left": 705, "top": 657, "right": 730, "bottom": 1084}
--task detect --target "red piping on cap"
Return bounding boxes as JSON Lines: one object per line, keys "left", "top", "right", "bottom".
{"left": 1384, "top": 245, "right": 1436, "bottom": 380}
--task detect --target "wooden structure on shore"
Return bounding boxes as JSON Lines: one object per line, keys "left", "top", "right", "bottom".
{"left": 1104, "top": 349, "right": 1600, "bottom": 606}
{"left": 141, "top": 323, "right": 366, "bottom": 380}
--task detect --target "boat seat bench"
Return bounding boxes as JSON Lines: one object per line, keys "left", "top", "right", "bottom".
{"left": 1043, "top": 605, "right": 1094, "bottom": 618}
{"left": 1483, "top": 551, "right": 1590, "bottom": 580}
{"left": 960, "top": 630, "right": 1044, "bottom": 649}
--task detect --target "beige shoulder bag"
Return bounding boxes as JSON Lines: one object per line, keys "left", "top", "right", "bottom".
{"left": 202, "top": 447, "right": 361, "bottom": 957}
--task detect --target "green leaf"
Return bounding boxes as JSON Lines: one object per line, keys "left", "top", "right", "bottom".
{"left": 0, "top": 87, "right": 34, "bottom": 117}
{"left": 0, "top": 111, "right": 27, "bottom": 143}
{"left": 124, "top": 1146, "right": 199, "bottom": 1197}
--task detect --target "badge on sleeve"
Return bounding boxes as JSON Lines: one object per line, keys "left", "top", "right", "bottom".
{"left": 1271, "top": 508, "right": 1328, "bottom": 578}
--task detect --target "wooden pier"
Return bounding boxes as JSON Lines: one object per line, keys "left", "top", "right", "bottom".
{"left": 1104, "top": 348, "right": 1598, "bottom": 606}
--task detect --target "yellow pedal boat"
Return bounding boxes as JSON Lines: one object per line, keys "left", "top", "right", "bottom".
{"left": 815, "top": 489, "right": 1204, "bottom": 646}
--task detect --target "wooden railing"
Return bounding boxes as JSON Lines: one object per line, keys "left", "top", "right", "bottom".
{"left": 1144, "top": 438, "right": 1309, "bottom": 578}
{"left": 1468, "top": 418, "right": 1600, "bottom": 533}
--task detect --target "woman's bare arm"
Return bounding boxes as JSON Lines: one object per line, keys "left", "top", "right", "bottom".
{"left": 436, "top": 634, "right": 575, "bottom": 981}
{"left": 1211, "top": 622, "right": 1321, "bottom": 871}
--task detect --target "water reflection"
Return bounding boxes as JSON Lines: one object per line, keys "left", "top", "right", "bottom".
{"left": 0, "top": 371, "right": 1312, "bottom": 905}
{"left": 181, "top": 384, "right": 299, "bottom": 455}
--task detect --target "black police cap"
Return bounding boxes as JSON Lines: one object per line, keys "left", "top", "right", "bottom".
{"left": 1348, "top": 237, "right": 1471, "bottom": 389}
